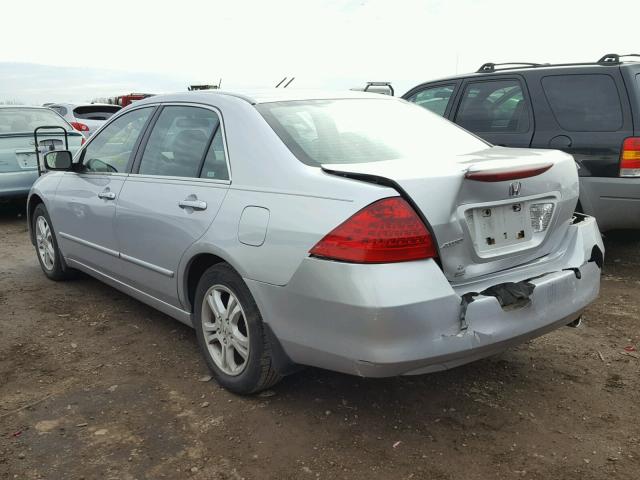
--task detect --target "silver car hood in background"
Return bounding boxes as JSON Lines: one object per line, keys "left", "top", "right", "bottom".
{"left": 322, "top": 147, "right": 580, "bottom": 282}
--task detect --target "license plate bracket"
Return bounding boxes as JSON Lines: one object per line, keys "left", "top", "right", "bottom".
{"left": 469, "top": 202, "right": 532, "bottom": 254}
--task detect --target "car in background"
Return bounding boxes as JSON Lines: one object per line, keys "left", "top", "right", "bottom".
{"left": 27, "top": 90, "right": 602, "bottom": 394}
{"left": 46, "top": 103, "right": 121, "bottom": 138}
{"left": 0, "top": 106, "right": 83, "bottom": 199}
{"left": 403, "top": 53, "right": 640, "bottom": 231}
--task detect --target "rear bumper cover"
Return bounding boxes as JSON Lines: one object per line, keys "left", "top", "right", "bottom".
{"left": 246, "top": 216, "right": 603, "bottom": 377}
{"left": 0, "top": 170, "right": 38, "bottom": 199}
{"left": 579, "top": 176, "right": 640, "bottom": 231}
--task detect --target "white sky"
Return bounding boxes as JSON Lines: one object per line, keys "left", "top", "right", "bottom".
{"left": 1, "top": 0, "right": 638, "bottom": 102}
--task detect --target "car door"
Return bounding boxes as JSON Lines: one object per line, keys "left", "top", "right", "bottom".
{"left": 52, "top": 106, "right": 155, "bottom": 277}
{"left": 403, "top": 81, "right": 460, "bottom": 118}
{"left": 452, "top": 76, "right": 534, "bottom": 147}
{"left": 114, "top": 104, "right": 230, "bottom": 308}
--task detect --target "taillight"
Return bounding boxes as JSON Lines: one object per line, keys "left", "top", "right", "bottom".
{"left": 620, "top": 137, "right": 640, "bottom": 177}
{"left": 80, "top": 137, "right": 86, "bottom": 145}
{"left": 71, "top": 121, "right": 89, "bottom": 132}
{"left": 465, "top": 163, "right": 552, "bottom": 182}
{"left": 309, "top": 197, "right": 437, "bottom": 263}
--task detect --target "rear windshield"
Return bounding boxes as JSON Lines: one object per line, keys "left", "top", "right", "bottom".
{"left": 73, "top": 105, "right": 121, "bottom": 121}
{"left": 0, "top": 108, "right": 70, "bottom": 134}
{"left": 257, "top": 99, "right": 488, "bottom": 166}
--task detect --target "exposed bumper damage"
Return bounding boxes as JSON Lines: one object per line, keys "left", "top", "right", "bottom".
{"left": 246, "top": 215, "right": 603, "bottom": 378}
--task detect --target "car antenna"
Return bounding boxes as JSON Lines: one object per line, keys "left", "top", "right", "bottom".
{"left": 283, "top": 77, "right": 295, "bottom": 88}
{"left": 275, "top": 77, "right": 288, "bottom": 88}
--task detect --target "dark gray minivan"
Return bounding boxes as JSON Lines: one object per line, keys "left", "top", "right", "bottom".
{"left": 403, "top": 53, "right": 640, "bottom": 231}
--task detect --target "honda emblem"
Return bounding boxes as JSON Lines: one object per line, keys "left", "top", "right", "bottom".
{"left": 508, "top": 181, "right": 521, "bottom": 197}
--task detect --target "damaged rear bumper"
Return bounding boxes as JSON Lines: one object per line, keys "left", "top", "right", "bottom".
{"left": 246, "top": 216, "right": 603, "bottom": 377}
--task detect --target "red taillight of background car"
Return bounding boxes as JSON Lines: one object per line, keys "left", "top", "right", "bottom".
{"left": 310, "top": 197, "right": 437, "bottom": 263}
{"left": 80, "top": 137, "right": 86, "bottom": 145}
{"left": 71, "top": 121, "right": 89, "bottom": 132}
{"left": 620, "top": 137, "right": 640, "bottom": 177}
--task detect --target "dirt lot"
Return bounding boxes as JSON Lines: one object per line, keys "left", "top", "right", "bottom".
{"left": 0, "top": 202, "right": 638, "bottom": 480}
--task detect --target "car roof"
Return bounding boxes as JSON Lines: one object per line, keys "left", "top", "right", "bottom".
{"left": 46, "top": 102, "right": 119, "bottom": 108}
{"left": 135, "top": 89, "right": 395, "bottom": 107}
{"left": 0, "top": 105, "right": 53, "bottom": 110}
{"left": 415, "top": 60, "right": 640, "bottom": 85}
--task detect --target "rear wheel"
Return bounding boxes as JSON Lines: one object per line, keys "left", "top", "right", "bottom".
{"left": 32, "top": 203, "right": 74, "bottom": 281}
{"left": 193, "top": 263, "right": 281, "bottom": 394}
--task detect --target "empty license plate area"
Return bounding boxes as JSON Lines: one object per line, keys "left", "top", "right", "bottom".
{"left": 466, "top": 202, "right": 532, "bottom": 254}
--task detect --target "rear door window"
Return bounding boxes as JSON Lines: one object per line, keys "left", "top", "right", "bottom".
{"left": 541, "top": 74, "right": 623, "bottom": 131}
{"left": 406, "top": 84, "right": 455, "bottom": 116}
{"left": 455, "top": 79, "right": 530, "bottom": 133}
{"left": 137, "top": 106, "right": 221, "bottom": 178}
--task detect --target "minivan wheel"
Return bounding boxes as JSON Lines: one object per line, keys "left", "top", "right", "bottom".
{"left": 32, "top": 203, "right": 74, "bottom": 281}
{"left": 193, "top": 263, "right": 281, "bottom": 394}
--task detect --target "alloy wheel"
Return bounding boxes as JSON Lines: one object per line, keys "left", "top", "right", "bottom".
{"left": 35, "top": 216, "right": 55, "bottom": 271}
{"left": 201, "top": 285, "right": 250, "bottom": 376}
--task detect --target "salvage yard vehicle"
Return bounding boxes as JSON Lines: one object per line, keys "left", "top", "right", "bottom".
{"left": 46, "top": 103, "right": 121, "bottom": 138}
{"left": 403, "top": 53, "right": 640, "bottom": 231}
{"left": 0, "top": 106, "right": 83, "bottom": 199}
{"left": 27, "top": 90, "right": 603, "bottom": 394}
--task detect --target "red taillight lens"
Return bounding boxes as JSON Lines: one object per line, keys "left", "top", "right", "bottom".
{"left": 80, "top": 137, "right": 86, "bottom": 145}
{"left": 71, "top": 121, "right": 89, "bottom": 132}
{"left": 309, "top": 197, "right": 437, "bottom": 263}
{"left": 620, "top": 137, "right": 640, "bottom": 177}
{"left": 465, "top": 163, "right": 552, "bottom": 182}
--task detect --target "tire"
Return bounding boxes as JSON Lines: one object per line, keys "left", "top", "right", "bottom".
{"left": 193, "top": 263, "right": 281, "bottom": 394}
{"left": 32, "top": 203, "right": 74, "bottom": 281}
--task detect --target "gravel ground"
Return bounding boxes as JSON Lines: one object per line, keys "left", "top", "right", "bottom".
{"left": 1, "top": 201, "right": 638, "bottom": 480}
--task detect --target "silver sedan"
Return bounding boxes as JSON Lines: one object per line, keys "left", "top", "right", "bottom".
{"left": 27, "top": 90, "right": 604, "bottom": 394}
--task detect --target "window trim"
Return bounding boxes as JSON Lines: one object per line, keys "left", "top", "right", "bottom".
{"left": 75, "top": 104, "right": 158, "bottom": 176}
{"left": 540, "top": 73, "right": 624, "bottom": 133}
{"left": 403, "top": 81, "right": 461, "bottom": 118}
{"left": 452, "top": 76, "right": 534, "bottom": 135}
{"left": 128, "top": 102, "right": 232, "bottom": 185}
{"left": 405, "top": 82, "right": 457, "bottom": 117}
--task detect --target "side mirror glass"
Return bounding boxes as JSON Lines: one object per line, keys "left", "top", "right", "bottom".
{"left": 44, "top": 150, "right": 73, "bottom": 171}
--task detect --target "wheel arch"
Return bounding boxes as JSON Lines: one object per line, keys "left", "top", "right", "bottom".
{"left": 27, "top": 193, "right": 45, "bottom": 245}
{"left": 182, "top": 251, "right": 235, "bottom": 313}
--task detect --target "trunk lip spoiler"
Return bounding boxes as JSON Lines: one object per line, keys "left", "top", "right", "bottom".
{"left": 465, "top": 163, "right": 553, "bottom": 182}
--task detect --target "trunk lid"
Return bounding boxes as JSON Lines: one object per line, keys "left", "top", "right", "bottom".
{"left": 0, "top": 132, "right": 83, "bottom": 174}
{"left": 323, "top": 146, "right": 579, "bottom": 282}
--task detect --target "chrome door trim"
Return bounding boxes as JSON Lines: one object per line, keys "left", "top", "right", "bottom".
{"left": 59, "top": 232, "right": 119, "bottom": 257}
{"left": 60, "top": 231, "right": 174, "bottom": 277}
{"left": 120, "top": 253, "right": 175, "bottom": 278}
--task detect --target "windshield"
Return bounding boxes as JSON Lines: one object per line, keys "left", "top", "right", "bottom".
{"left": 0, "top": 108, "right": 71, "bottom": 134}
{"left": 257, "top": 98, "right": 488, "bottom": 166}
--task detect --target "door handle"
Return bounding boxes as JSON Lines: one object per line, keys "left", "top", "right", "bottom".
{"left": 98, "top": 190, "right": 116, "bottom": 200}
{"left": 179, "top": 199, "right": 207, "bottom": 210}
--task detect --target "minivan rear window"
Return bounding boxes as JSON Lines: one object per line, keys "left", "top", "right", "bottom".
{"left": 541, "top": 74, "right": 623, "bottom": 132}
{"left": 73, "top": 105, "right": 121, "bottom": 121}
{"left": 257, "top": 99, "right": 488, "bottom": 166}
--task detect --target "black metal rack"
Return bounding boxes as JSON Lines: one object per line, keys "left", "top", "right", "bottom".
{"left": 476, "top": 53, "right": 640, "bottom": 74}
{"left": 33, "top": 126, "right": 69, "bottom": 176}
{"left": 597, "top": 53, "right": 640, "bottom": 64}
{"left": 363, "top": 82, "right": 394, "bottom": 96}
{"left": 477, "top": 62, "right": 544, "bottom": 73}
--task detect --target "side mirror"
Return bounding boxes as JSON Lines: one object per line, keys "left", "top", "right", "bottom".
{"left": 44, "top": 150, "right": 73, "bottom": 171}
